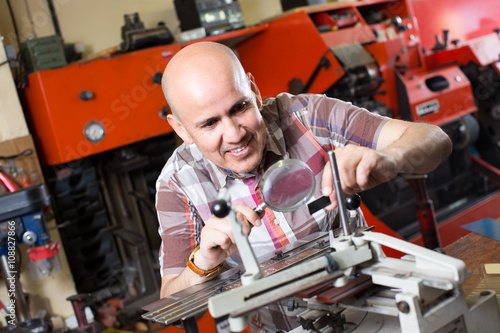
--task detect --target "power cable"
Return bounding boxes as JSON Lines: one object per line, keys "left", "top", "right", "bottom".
{"left": 5, "top": 0, "right": 21, "bottom": 50}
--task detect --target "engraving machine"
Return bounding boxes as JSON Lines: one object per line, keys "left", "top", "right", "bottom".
{"left": 143, "top": 151, "right": 500, "bottom": 332}
{"left": 208, "top": 151, "right": 500, "bottom": 332}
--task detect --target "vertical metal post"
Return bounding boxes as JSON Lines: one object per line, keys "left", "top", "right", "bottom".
{"left": 213, "top": 188, "right": 262, "bottom": 285}
{"left": 67, "top": 294, "right": 92, "bottom": 331}
{"left": 182, "top": 317, "right": 200, "bottom": 333}
{"left": 404, "top": 174, "right": 442, "bottom": 250}
{"left": 0, "top": 255, "right": 30, "bottom": 324}
{"left": 327, "top": 151, "right": 350, "bottom": 237}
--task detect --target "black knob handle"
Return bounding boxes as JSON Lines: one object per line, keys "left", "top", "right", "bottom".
{"left": 211, "top": 199, "right": 231, "bottom": 218}
{"left": 159, "top": 106, "right": 169, "bottom": 119}
{"left": 152, "top": 72, "right": 163, "bottom": 84}
{"left": 79, "top": 90, "right": 94, "bottom": 101}
{"left": 391, "top": 16, "right": 405, "bottom": 32}
{"left": 345, "top": 194, "right": 361, "bottom": 210}
{"left": 287, "top": 298, "right": 299, "bottom": 312}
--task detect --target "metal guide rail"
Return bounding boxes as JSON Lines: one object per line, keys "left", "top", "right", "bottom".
{"left": 141, "top": 231, "right": 342, "bottom": 326}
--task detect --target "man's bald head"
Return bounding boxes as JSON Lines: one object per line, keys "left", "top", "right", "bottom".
{"left": 160, "top": 42, "right": 265, "bottom": 175}
{"left": 162, "top": 42, "right": 250, "bottom": 121}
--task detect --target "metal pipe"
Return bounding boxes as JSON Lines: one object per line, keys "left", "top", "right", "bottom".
{"left": 6, "top": 0, "right": 21, "bottom": 50}
{"left": 327, "top": 150, "right": 350, "bottom": 236}
{"left": 0, "top": 255, "right": 30, "bottom": 324}
{"left": 182, "top": 317, "right": 200, "bottom": 333}
{"left": 46, "top": 0, "right": 62, "bottom": 37}
{"left": 404, "top": 174, "right": 442, "bottom": 250}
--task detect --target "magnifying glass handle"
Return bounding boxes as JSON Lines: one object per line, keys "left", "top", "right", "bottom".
{"left": 307, "top": 194, "right": 361, "bottom": 215}
{"left": 254, "top": 202, "right": 267, "bottom": 217}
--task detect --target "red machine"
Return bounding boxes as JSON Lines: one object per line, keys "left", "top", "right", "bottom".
{"left": 22, "top": 44, "right": 180, "bottom": 166}
{"left": 236, "top": 1, "right": 477, "bottom": 124}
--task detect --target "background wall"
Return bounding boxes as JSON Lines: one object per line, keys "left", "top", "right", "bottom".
{"left": 0, "top": 0, "right": 283, "bottom": 58}
{"left": 0, "top": 36, "right": 28, "bottom": 142}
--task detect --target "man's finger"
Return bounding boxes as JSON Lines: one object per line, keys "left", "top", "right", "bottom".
{"left": 235, "top": 204, "right": 262, "bottom": 227}
{"left": 321, "top": 161, "right": 333, "bottom": 197}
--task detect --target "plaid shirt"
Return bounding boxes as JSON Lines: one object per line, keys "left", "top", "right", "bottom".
{"left": 156, "top": 93, "right": 388, "bottom": 276}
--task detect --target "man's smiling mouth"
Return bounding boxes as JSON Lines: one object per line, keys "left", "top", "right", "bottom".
{"left": 225, "top": 141, "right": 251, "bottom": 157}
{"left": 231, "top": 146, "right": 246, "bottom": 153}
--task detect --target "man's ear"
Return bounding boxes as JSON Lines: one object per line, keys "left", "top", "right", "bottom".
{"left": 247, "top": 72, "right": 262, "bottom": 109}
{"left": 167, "top": 113, "right": 194, "bottom": 145}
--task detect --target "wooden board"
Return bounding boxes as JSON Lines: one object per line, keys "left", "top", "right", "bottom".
{"left": 445, "top": 230, "right": 500, "bottom": 299}
{"left": 0, "top": 37, "right": 29, "bottom": 142}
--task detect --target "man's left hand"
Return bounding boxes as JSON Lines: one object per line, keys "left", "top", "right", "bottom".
{"left": 321, "top": 145, "right": 399, "bottom": 210}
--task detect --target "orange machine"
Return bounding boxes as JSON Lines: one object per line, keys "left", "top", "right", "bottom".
{"left": 22, "top": 44, "right": 180, "bottom": 166}
{"left": 236, "top": 0, "right": 476, "bottom": 126}
{"left": 21, "top": 24, "right": 269, "bottom": 167}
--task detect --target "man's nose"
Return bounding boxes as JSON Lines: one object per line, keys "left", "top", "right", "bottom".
{"left": 222, "top": 118, "right": 244, "bottom": 142}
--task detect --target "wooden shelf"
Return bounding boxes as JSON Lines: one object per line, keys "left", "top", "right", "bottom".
{"left": 181, "top": 24, "right": 270, "bottom": 49}
{"left": 285, "top": 0, "right": 401, "bottom": 15}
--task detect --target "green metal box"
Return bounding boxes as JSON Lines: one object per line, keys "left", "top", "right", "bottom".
{"left": 20, "top": 35, "right": 67, "bottom": 73}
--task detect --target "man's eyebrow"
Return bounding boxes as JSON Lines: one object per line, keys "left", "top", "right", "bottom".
{"left": 194, "top": 115, "right": 219, "bottom": 128}
{"left": 229, "top": 97, "right": 249, "bottom": 112}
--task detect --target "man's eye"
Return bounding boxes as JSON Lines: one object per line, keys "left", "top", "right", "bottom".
{"left": 234, "top": 102, "right": 248, "bottom": 112}
{"left": 203, "top": 120, "right": 216, "bottom": 128}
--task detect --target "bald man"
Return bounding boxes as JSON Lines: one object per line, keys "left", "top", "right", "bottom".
{"left": 155, "top": 42, "right": 452, "bottom": 330}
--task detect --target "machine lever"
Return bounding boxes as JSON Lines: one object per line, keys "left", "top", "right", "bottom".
{"left": 289, "top": 50, "right": 333, "bottom": 95}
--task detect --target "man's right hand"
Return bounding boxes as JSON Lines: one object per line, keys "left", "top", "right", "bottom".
{"left": 160, "top": 204, "right": 262, "bottom": 298}
{"left": 194, "top": 204, "right": 262, "bottom": 271}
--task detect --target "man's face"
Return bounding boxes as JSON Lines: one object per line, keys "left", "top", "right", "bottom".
{"left": 169, "top": 74, "right": 266, "bottom": 175}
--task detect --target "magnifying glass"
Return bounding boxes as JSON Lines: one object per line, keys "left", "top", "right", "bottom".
{"left": 254, "top": 159, "right": 316, "bottom": 215}
{"left": 253, "top": 158, "right": 362, "bottom": 216}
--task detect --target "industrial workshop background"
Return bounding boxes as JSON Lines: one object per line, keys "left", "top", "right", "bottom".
{"left": 0, "top": 0, "right": 500, "bottom": 331}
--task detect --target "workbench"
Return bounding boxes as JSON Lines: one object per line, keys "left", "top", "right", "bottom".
{"left": 445, "top": 229, "right": 500, "bottom": 305}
